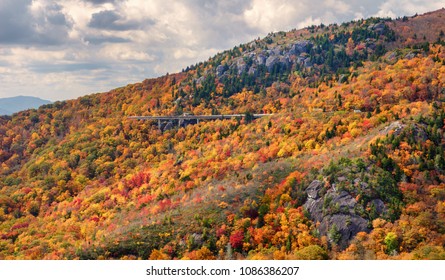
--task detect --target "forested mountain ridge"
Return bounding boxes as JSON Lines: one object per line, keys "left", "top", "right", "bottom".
{"left": 1, "top": 9, "right": 445, "bottom": 260}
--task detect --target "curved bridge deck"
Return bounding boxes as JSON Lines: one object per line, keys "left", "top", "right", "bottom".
{"left": 128, "top": 114, "right": 272, "bottom": 131}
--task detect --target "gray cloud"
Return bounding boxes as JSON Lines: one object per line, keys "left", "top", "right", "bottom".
{"left": 0, "top": 0, "right": 34, "bottom": 44}
{"left": 167, "top": 0, "right": 257, "bottom": 49}
{"left": 29, "top": 62, "right": 109, "bottom": 73}
{"left": 84, "top": 0, "right": 117, "bottom": 4}
{"left": 48, "top": 11, "right": 69, "bottom": 26}
{"left": 33, "top": 3, "right": 73, "bottom": 45}
{"left": 88, "top": 10, "right": 148, "bottom": 31}
{"left": 0, "top": 0, "right": 72, "bottom": 45}
{"left": 84, "top": 35, "right": 131, "bottom": 45}
{"left": 89, "top": 10, "right": 120, "bottom": 28}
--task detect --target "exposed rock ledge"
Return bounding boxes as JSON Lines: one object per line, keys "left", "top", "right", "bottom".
{"left": 303, "top": 180, "right": 372, "bottom": 249}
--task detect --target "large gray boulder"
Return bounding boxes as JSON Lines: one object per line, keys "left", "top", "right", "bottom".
{"left": 303, "top": 57, "right": 313, "bottom": 68}
{"left": 216, "top": 65, "right": 226, "bottom": 77}
{"left": 248, "top": 66, "right": 257, "bottom": 76}
{"left": 304, "top": 180, "right": 371, "bottom": 249}
{"left": 280, "top": 56, "right": 292, "bottom": 68}
{"left": 265, "top": 55, "right": 281, "bottom": 71}
{"left": 256, "top": 53, "right": 267, "bottom": 65}
{"left": 235, "top": 58, "right": 247, "bottom": 75}
{"left": 289, "top": 40, "right": 312, "bottom": 55}
{"left": 269, "top": 46, "right": 282, "bottom": 56}
{"left": 306, "top": 180, "right": 322, "bottom": 200}
{"left": 368, "top": 22, "right": 386, "bottom": 35}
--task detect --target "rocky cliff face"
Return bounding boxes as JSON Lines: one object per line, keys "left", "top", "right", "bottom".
{"left": 303, "top": 179, "right": 387, "bottom": 249}
{"left": 216, "top": 40, "right": 314, "bottom": 78}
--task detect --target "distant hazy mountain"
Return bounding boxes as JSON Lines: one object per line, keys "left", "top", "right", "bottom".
{"left": 0, "top": 108, "right": 11, "bottom": 115}
{"left": 0, "top": 96, "right": 51, "bottom": 115}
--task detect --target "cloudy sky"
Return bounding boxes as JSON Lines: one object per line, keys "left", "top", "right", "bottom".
{"left": 0, "top": 0, "right": 443, "bottom": 101}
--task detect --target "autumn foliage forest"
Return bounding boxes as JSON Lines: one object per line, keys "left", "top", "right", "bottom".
{"left": 1, "top": 9, "right": 445, "bottom": 260}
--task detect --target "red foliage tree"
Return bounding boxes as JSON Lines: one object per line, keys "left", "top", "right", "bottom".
{"left": 229, "top": 230, "right": 244, "bottom": 250}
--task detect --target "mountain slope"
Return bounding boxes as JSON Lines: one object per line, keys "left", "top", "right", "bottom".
{"left": 0, "top": 96, "right": 51, "bottom": 116}
{"left": 1, "top": 9, "right": 445, "bottom": 260}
